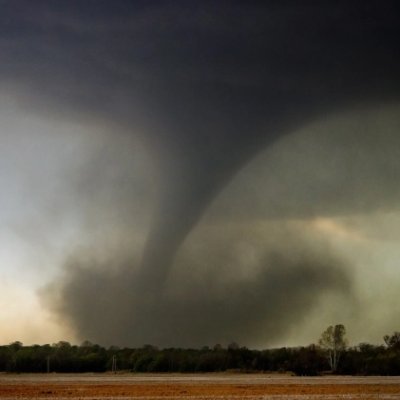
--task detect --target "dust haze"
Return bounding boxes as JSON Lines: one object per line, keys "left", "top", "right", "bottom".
{"left": 43, "top": 222, "right": 353, "bottom": 348}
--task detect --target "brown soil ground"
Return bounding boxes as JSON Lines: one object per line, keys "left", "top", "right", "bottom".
{"left": 0, "top": 373, "right": 399, "bottom": 399}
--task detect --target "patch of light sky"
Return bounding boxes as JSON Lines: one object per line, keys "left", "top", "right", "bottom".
{"left": 1, "top": 95, "right": 89, "bottom": 281}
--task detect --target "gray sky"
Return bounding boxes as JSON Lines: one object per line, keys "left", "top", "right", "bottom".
{"left": 1, "top": 1, "right": 400, "bottom": 348}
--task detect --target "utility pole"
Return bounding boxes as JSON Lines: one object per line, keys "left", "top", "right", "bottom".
{"left": 46, "top": 356, "right": 50, "bottom": 373}
{"left": 111, "top": 355, "right": 117, "bottom": 374}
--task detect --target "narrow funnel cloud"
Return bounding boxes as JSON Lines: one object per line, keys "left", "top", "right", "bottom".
{"left": 2, "top": 2, "right": 400, "bottom": 346}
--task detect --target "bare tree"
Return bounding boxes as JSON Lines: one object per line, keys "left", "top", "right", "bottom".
{"left": 318, "top": 324, "right": 347, "bottom": 372}
{"left": 384, "top": 331, "right": 400, "bottom": 352}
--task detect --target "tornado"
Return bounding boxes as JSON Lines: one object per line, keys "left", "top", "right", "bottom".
{"left": 2, "top": 1, "right": 400, "bottom": 346}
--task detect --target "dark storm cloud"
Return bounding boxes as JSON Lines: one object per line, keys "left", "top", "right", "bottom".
{"left": 2, "top": 2, "right": 399, "bottom": 345}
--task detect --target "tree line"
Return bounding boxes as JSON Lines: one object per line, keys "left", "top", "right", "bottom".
{"left": 0, "top": 329, "right": 399, "bottom": 375}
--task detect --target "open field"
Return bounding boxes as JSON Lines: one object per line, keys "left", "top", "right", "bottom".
{"left": 0, "top": 373, "right": 400, "bottom": 399}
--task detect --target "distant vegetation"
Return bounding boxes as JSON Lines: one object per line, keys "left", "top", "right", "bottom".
{"left": 1, "top": 329, "right": 399, "bottom": 375}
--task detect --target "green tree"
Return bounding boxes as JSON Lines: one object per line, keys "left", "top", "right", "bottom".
{"left": 318, "top": 324, "right": 347, "bottom": 372}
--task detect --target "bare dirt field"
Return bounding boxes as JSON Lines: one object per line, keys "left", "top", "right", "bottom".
{"left": 0, "top": 373, "right": 400, "bottom": 399}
